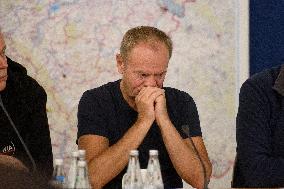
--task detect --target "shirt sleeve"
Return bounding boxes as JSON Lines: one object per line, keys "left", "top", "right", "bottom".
{"left": 177, "top": 94, "right": 202, "bottom": 138}
{"left": 77, "top": 90, "right": 109, "bottom": 141}
{"left": 236, "top": 79, "right": 284, "bottom": 187}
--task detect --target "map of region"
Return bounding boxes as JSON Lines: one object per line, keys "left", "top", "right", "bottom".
{"left": 0, "top": 0, "right": 237, "bottom": 188}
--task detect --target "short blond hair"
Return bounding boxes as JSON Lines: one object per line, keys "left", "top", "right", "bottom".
{"left": 120, "top": 26, "right": 173, "bottom": 61}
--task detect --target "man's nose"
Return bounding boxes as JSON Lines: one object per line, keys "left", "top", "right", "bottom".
{"left": 144, "top": 76, "right": 157, "bottom": 87}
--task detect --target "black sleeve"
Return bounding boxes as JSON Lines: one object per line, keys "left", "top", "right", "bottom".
{"left": 178, "top": 94, "right": 202, "bottom": 138}
{"left": 26, "top": 83, "right": 53, "bottom": 180}
{"left": 77, "top": 90, "right": 109, "bottom": 141}
{"left": 236, "top": 80, "right": 284, "bottom": 187}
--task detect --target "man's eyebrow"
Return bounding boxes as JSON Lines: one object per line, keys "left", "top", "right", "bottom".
{"left": 155, "top": 71, "right": 167, "bottom": 75}
{"left": 134, "top": 70, "right": 146, "bottom": 74}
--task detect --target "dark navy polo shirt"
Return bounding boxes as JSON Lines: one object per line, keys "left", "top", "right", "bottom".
{"left": 77, "top": 80, "right": 202, "bottom": 189}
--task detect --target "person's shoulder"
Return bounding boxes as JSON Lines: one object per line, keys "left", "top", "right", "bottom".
{"left": 164, "top": 87, "right": 194, "bottom": 103}
{"left": 242, "top": 65, "right": 281, "bottom": 91}
{"left": 18, "top": 72, "right": 46, "bottom": 100}
{"left": 81, "top": 80, "right": 119, "bottom": 102}
{"left": 249, "top": 66, "right": 280, "bottom": 84}
{"left": 7, "top": 57, "right": 46, "bottom": 98}
{"left": 7, "top": 57, "right": 27, "bottom": 75}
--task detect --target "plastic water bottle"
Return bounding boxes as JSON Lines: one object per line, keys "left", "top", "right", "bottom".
{"left": 145, "top": 150, "right": 164, "bottom": 189}
{"left": 66, "top": 151, "right": 79, "bottom": 189}
{"left": 50, "top": 158, "right": 65, "bottom": 188}
{"left": 76, "top": 149, "right": 91, "bottom": 188}
{"left": 74, "top": 160, "right": 91, "bottom": 189}
{"left": 123, "top": 150, "right": 143, "bottom": 189}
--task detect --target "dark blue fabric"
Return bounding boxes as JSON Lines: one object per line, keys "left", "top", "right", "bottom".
{"left": 233, "top": 65, "right": 284, "bottom": 187}
{"left": 77, "top": 80, "right": 202, "bottom": 189}
{"left": 250, "top": 0, "right": 284, "bottom": 75}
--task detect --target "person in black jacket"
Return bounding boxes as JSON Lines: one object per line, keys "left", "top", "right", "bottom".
{"left": 0, "top": 32, "right": 53, "bottom": 182}
{"left": 233, "top": 65, "right": 284, "bottom": 187}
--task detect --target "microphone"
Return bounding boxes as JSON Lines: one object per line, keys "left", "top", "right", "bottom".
{"left": 182, "top": 125, "right": 208, "bottom": 189}
{"left": 0, "top": 94, "right": 37, "bottom": 172}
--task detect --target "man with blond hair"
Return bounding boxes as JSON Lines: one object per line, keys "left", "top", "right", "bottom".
{"left": 77, "top": 26, "right": 212, "bottom": 189}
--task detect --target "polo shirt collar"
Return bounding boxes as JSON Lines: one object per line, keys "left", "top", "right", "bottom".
{"left": 273, "top": 64, "right": 284, "bottom": 96}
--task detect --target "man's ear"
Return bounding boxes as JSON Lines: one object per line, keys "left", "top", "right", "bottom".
{"left": 116, "top": 54, "right": 125, "bottom": 74}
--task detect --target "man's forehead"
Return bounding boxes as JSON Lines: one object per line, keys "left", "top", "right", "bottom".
{"left": 134, "top": 40, "right": 166, "bottom": 50}
{"left": 134, "top": 69, "right": 167, "bottom": 75}
{"left": 132, "top": 62, "right": 168, "bottom": 73}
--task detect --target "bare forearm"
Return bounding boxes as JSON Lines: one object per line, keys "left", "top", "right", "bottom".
{"left": 88, "top": 119, "right": 152, "bottom": 188}
{"left": 158, "top": 119, "right": 204, "bottom": 189}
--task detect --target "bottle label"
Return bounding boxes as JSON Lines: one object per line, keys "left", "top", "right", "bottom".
{"left": 56, "top": 175, "right": 65, "bottom": 183}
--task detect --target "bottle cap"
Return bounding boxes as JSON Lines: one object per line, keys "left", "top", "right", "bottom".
{"left": 78, "top": 149, "right": 86, "bottom": 157}
{"left": 149, "top": 150, "right": 158, "bottom": 156}
{"left": 130, "top": 150, "right": 139, "bottom": 156}
{"left": 54, "top": 158, "right": 63, "bottom": 165}
{"left": 72, "top": 151, "right": 79, "bottom": 157}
